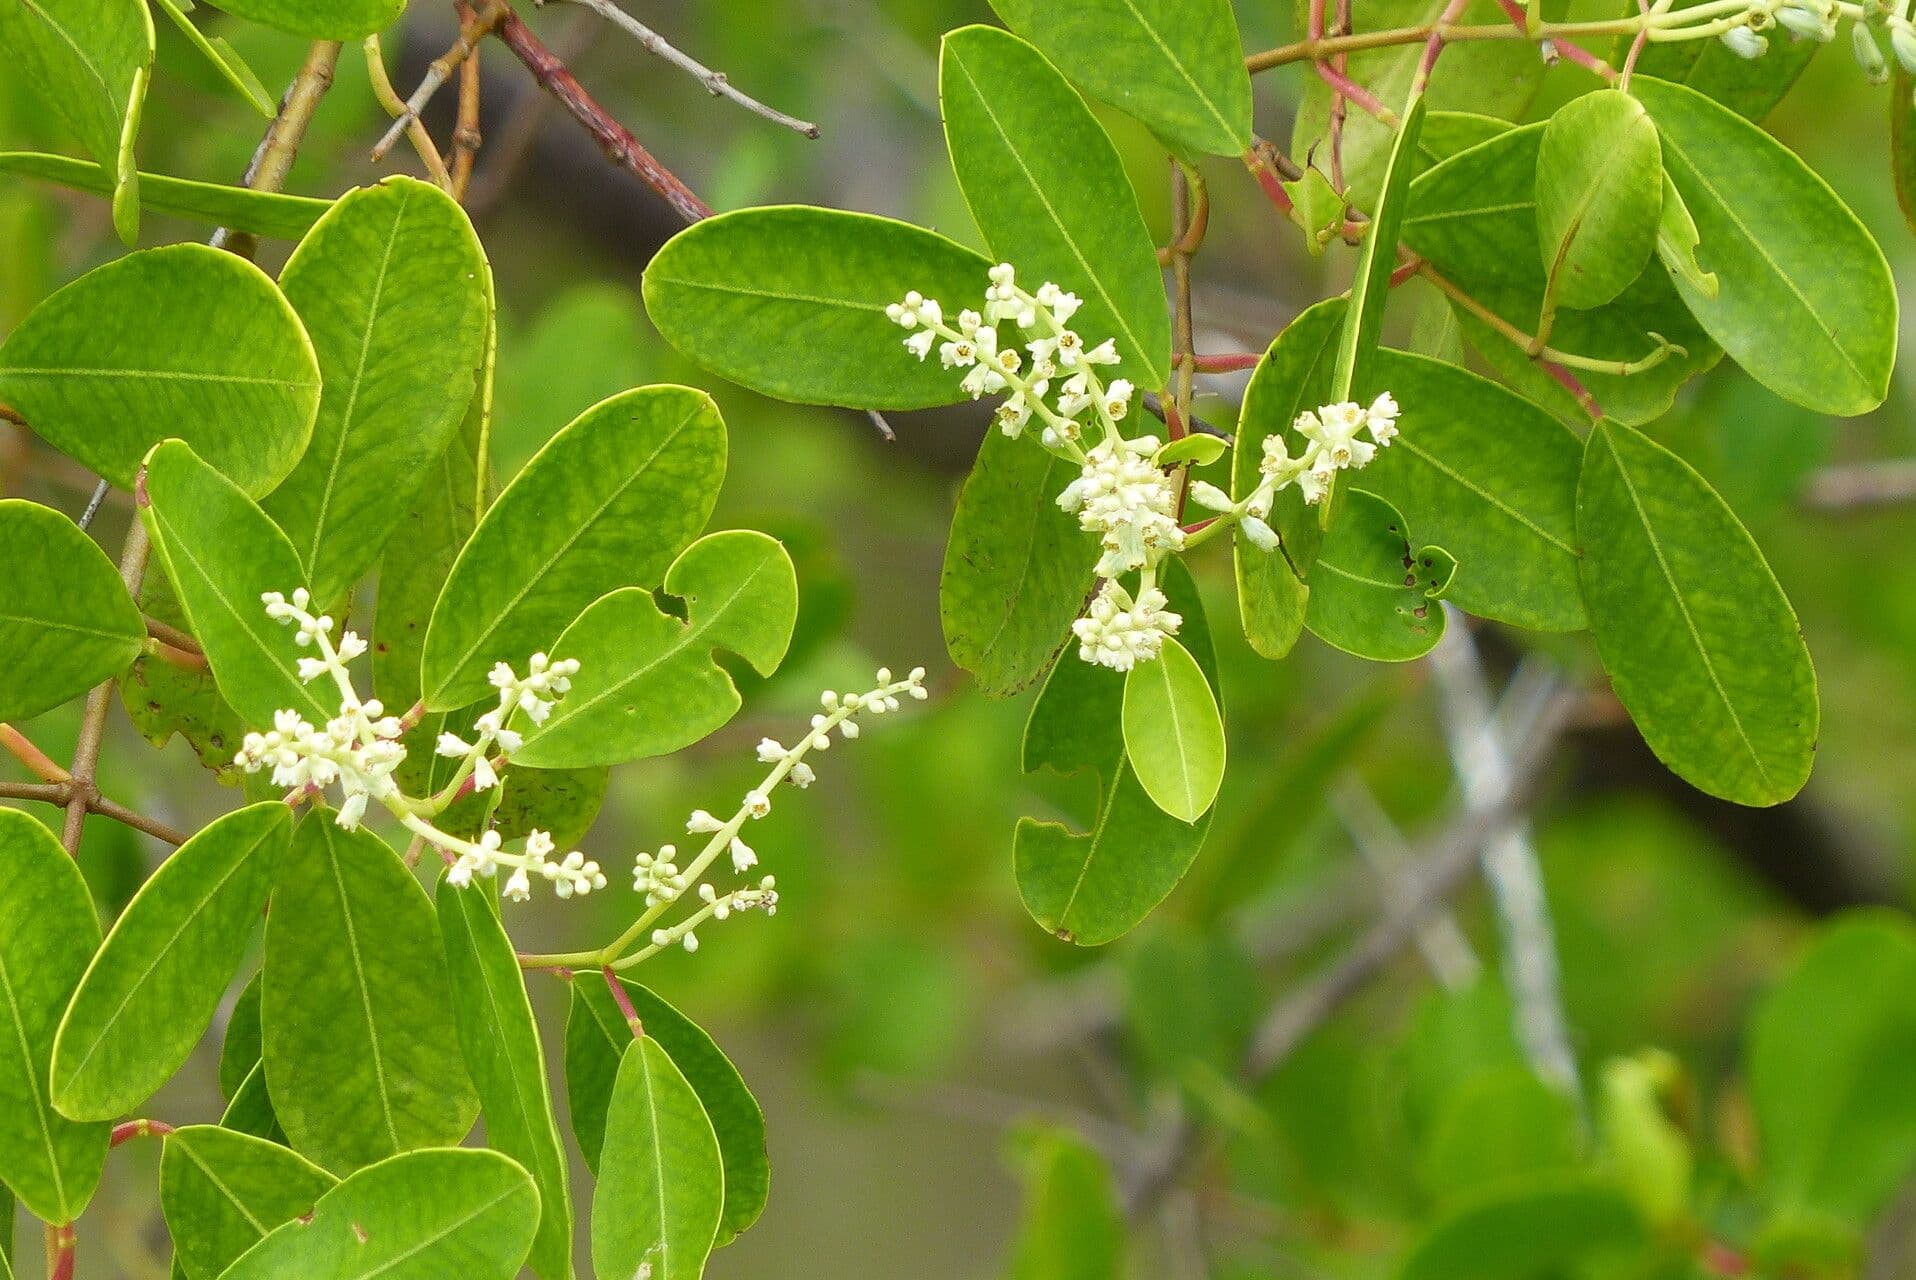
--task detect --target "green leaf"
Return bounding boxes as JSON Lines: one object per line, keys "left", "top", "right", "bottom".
{"left": 1232, "top": 299, "right": 1344, "bottom": 658}
{"left": 1154, "top": 435, "right": 1226, "bottom": 469}
{"left": 217, "top": 972, "right": 262, "bottom": 1102}
{"left": 0, "top": 153, "right": 330, "bottom": 239}
{"left": 219, "top": 1148, "right": 539, "bottom": 1280}
{"left": 568, "top": 977, "right": 769, "bottom": 1245}
{"left": 1749, "top": 911, "right": 1916, "bottom": 1224}
{"left": 50, "top": 802, "right": 291, "bottom": 1120}
{"left": 1305, "top": 489, "right": 1454, "bottom": 662}
{"left": 1005, "top": 1126, "right": 1123, "bottom": 1280}
{"left": 217, "top": 1061, "right": 283, "bottom": 1144}
{"left": 1358, "top": 351, "right": 1585, "bottom": 632}
{"left": 517, "top": 530, "right": 798, "bottom": 768}
{"left": 1636, "top": 76, "right": 1896, "bottom": 416}
{"left": 1895, "top": 71, "right": 1916, "bottom": 242}
{"left": 1598, "top": 1051, "right": 1692, "bottom": 1227}
{"left": 421, "top": 385, "right": 725, "bottom": 711}
{"left": 939, "top": 25, "right": 1169, "bottom": 386}
{"left": 1655, "top": 173, "right": 1716, "bottom": 299}
{"left": 1417, "top": 1067, "right": 1582, "bottom": 1203}
{"left": 159, "top": 1125, "right": 335, "bottom": 1280}
{"left": 1403, "top": 123, "right": 1719, "bottom": 426}
{"left": 1120, "top": 635, "right": 1223, "bottom": 824}
{"left": 941, "top": 426, "right": 1099, "bottom": 696}
{"left": 150, "top": 0, "right": 273, "bottom": 114}
{"left": 1016, "top": 559, "right": 1215, "bottom": 945}
{"left": 1576, "top": 420, "right": 1816, "bottom": 806}
{"left": 436, "top": 884, "right": 573, "bottom": 1280}
{"left": 0, "top": 0, "right": 153, "bottom": 191}
{"left": 120, "top": 565, "right": 253, "bottom": 784}
{"left": 643, "top": 207, "right": 992, "bottom": 409}
{"left": 0, "top": 499, "right": 145, "bottom": 722}
{"left": 200, "top": 0, "right": 403, "bottom": 40}
{"left": 139, "top": 439, "right": 331, "bottom": 730}
{"left": 263, "top": 819, "right": 477, "bottom": 1174}
{"left": 1334, "top": 97, "right": 1427, "bottom": 407}
{"left": 592, "top": 1037, "right": 725, "bottom": 1280}
{"left": 0, "top": 810, "right": 108, "bottom": 1226}
{"left": 0, "top": 244, "right": 319, "bottom": 495}
{"left": 264, "top": 178, "right": 491, "bottom": 605}
{"left": 989, "top": 0, "right": 1252, "bottom": 159}
{"left": 1535, "top": 89, "right": 1662, "bottom": 312}
{"left": 1398, "top": 1176, "right": 1648, "bottom": 1280}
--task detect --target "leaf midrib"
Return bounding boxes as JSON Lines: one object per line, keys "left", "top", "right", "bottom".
{"left": 318, "top": 829, "right": 403, "bottom": 1156}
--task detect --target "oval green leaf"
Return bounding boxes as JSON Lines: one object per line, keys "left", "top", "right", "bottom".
{"left": 437, "top": 883, "right": 573, "bottom": 1280}
{"left": 1535, "top": 88, "right": 1662, "bottom": 311}
{"left": 643, "top": 207, "right": 992, "bottom": 409}
{"left": 0, "top": 0, "right": 152, "bottom": 178}
{"left": 263, "top": 819, "right": 477, "bottom": 1174}
{"left": 0, "top": 499, "right": 145, "bottom": 722}
{"left": 941, "top": 426, "right": 1099, "bottom": 696}
{"left": 1304, "top": 489, "right": 1455, "bottom": 662}
{"left": 202, "top": 0, "right": 403, "bottom": 40}
{"left": 139, "top": 439, "right": 331, "bottom": 730}
{"left": 0, "top": 153, "right": 330, "bottom": 240}
{"left": 567, "top": 976, "right": 769, "bottom": 1245}
{"left": 989, "top": 0, "right": 1252, "bottom": 158}
{"left": 1016, "top": 559, "right": 1215, "bottom": 945}
{"left": 421, "top": 384, "right": 726, "bottom": 711}
{"left": 940, "top": 24, "right": 1169, "bottom": 386}
{"left": 1577, "top": 420, "right": 1817, "bottom": 806}
{"left": 1120, "top": 635, "right": 1223, "bottom": 824}
{"left": 517, "top": 530, "right": 798, "bottom": 768}
{"left": 50, "top": 802, "right": 291, "bottom": 1121}
{"left": 220, "top": 1148, "right": 539, "bottom": 1280}
{"left": 160, "top": 1125, "right": 336, "bottom": 1280}
{"left": 1359, "top": 351, "right": 1585, "bottom": 631}
{"left": 0, "top": 244, "right": 319, "bottom": 495}
{"left": 0, "top": 810, "right": 108, "bottom": 1226}
{"left": 1636, "top": 76, "right": 1896, "bottom": 416}
{"left": 593, "top": 1037, "right": 725, "bottom": 1280}
{"left": 1006, "top": 1126, "right": 1124, "bottom": 1280}
{"left": 264, "top": 177, "right": 491, "bottom": 605}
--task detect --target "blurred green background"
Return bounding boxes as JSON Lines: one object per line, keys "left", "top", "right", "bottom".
{"left": 3, "top": 2, "right": 1915, "bottom": 1275}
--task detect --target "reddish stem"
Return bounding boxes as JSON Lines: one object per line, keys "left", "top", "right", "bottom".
{"left": 602, "top": 966, "right": 644, "bottom": 1038}
{"left": 1314, "top": 61, "right": 1395, "bottom": 123}
{"left": 1244, "top": 148, "right": 1296, "bottom": 216}
{"left": 0, "top": 723, "right": 70, "bottom": 783}
{"left": 110, "top": 1118, "right": 175, "bottom": 1147}
{"left": 46, "top": 1224, "right": 75, "bottom": 1280}
{"left": 1180, "top": 518, "right": 1219, "bottom": 536}
{"left": 1185, "top": 352, "right": 1262, "bottom": 373}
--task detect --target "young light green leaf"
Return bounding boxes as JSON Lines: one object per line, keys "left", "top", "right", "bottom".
{"left": 1120, "top": 635, "right": 1223, "bottom": 824}
{"left": 1005, "top": 1126, "right": 1124, "bottom": 1280}
{"left": 1749, "top": 912, "right": 1916, "bottom": 1225}
{"left": 263, "top": 819, "right": 477, "bottom": 1175}
{"left": 108, "top": 62, "right": 147, "bottom": 248}
{"left": 0, "top": 499, "right": 145, "bottom": 722}
{"left": 50, "top": 802, "right": 291, "bottom": 1121}
{"left": 0, "top": 0, "right": 153, "bottom": 199}
{"left": 150, "top": 0, "right": 273, "bottom": 114}
{"left": 139, "top": 439, "right": 331, "bottom": 729}
{"left": 1578, "top": 421, "right": 1816, "bottom": 806}
{"left": 1398, "top": 1176, "right": 1648, "bottom": 1280}
{"left": 0, "top": 153, "right": 330, "bottom": 239}
{"left": 421, "top": 385, "right": 725, "bottom": 711}
{"left": 200, "top": 0, "right": 403, "bottom": 40}
{"left": 517, "top": 530, "right": 798, "bottom": 768}
{"left": 1335, "top": 97, "right": 1427, "bottom": 406}
{"left": 1358, "top": 351, "right": 1585, "bottom": 632}
{"left": 942, "top": 426, "right": 1099, "bottom": 697}
{"left": 593, "top": 1037, "right": 725, "bottom": 1280}
{"left": 1232, "top": 299, "right": 1344, "bottom": 658}
{"left": 1598, "top": 1051, "right": 1693, "bottom": 1228}
{"left": 1535, "top": 89, "right": 1662, "bottom": 312}
{"left": 644, "top": 207, "right": 992, "bottom": 409}
{"left": 1285, "top": 165, "right": 1348, "bottom": 256}
{"left": 989, "top": 0, "right": 1252, "bottom": 158}
{"left": 568, "top": 976, "right": 769, "bottom": 1245}
{"left": 1154, "top": 435, "right": 1227, "bottom": 469}
{"left": 1016, "top": 560, "right": 1215, "bottom": 945}
{"left": 159, "top": 1125, "right": 336, "bottom": 1280}
{"left": 940, "top": 25, "right": 1169, "bottom": 386}
{"left": 0, "top": 244, "right": 319, "bottom": 495}
{"left": 1655, "top": 173, "right": 1716, "bottom": 298}
{"left": 220, "top": 1148, "right": 539, "bottom": 1280}
{"left": 437, "top": 884, "right": 573, "bottom": 1280}
{"left": 1304, "top": 489, "right": 1455, "bottom": 662}
{"left": 0, "top": 810, "right": 109, "bottom": 1226}
{"left": 1636, "top": 77, "right": 1896, "bottom": 416}
{"left": 265, "top": 178, "right": 491, "bottom": 605}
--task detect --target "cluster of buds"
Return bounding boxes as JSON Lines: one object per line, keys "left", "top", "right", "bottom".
{"left": 1717, "top": 0, "right": 1915, "bottom": 85}
{"left": 444, "top": 828, "right": 607, "bottom": 902}
{"left": 649, "top": 879, "right": 779, "bottom": 955}
{"left": 1056, "top": 435, "right": 1186, "bottom": 578}
{"left": 432, "top": 653, "right": 580, "bottom": 792}
{"left": 1072, "top": 582, "right": 1184, "bottom": 672}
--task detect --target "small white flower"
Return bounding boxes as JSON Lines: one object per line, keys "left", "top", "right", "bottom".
{"left": 436, "top": 733, "right": 471, "bottom": 758}
{"left": 730, "top": 837, "right": 757, "bottom": 873}
{"left": 904, "top": 329, "right": 937, "bottom": 360}
{"left": 1721, "top": 23, "right": 1768, "bottom": 58}
{"left": 503, "top": 867, "right": 531, "bottom": 902}
{"left": 1241, "top": 515, "right": 1281, "bottom": 552}
{"left": 1072, "top": 582, "right": 1183, "bottom": 672}
{"left": 471, "top": 755, "right": 499, "bottom": 792}
{"left": 682, "top": 932, "right": 700, "bottom": 953}
{"left": 297, "top": 657, "right": 329, "bottom": 683}
{"left": 787, "top": 761, "right": 816, "bottom": 789}
{"left": 757, "top": 738, "right": 786, "bottom": 763}
{"left": 335, "top": 791, "right": 368, "bottom": 831}
{"left": 744, "top": 789, "right": 771, "bottom": 819}
{"left": 1188, "top": 480, "right": 1234, "bottom": 513}
{"left": 687, "top": 809, "right": 725, "bottom": 834}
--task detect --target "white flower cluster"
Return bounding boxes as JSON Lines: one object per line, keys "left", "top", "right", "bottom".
{"left": 1717, "top": 0, "right": 1912, "bottom": 79}
{"left": 433, "top": 652, "right": 580, "bottom": 792}
{"left": 888, "top": 264, "right": 1131, "bottom": 446}
{"left": 1057, "top": 435, "right": 1186, "bottom": 578}
{"left": 649, "top": 879, "right": 780, "bottom": 954}
{"left": 1073, "top": 582, "right": 1184, "bottom": 672}
{"left": 446, "top": 827, "right": 607, "bottom": 902}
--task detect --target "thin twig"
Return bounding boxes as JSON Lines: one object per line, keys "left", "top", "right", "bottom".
{"left": 1, "top": 723, "right": 71, "bottom": 782}
{"left": 371, "top": 0, "right": 506, "bottom": 162}
{"left": 1141, "top": 392, "right": 1229, "bottom": 442}
{"left": 492, "top": 6, "right": 713, "bottom": 224}
{"left": 451, "top": 3, "right": 489, "bottom": 198}
{"left": 212, "top": 40, "right": 343, "bottom": 258}
{"left": 559, "top": 0, "right": 819, "bottom": 137}
{"left": 78, "top": 478, "right": 110, "bottom": 530}
{"left": 366, "top": 34, "right": 455, "bottom": 189}
{"left": 143, "top": 615, "right": 202, "bottom": 655}
{"left": 864, "top": 410, "right": 897, "bottom": 442}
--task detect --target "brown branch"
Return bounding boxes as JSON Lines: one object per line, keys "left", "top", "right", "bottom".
{"left": 372, "top": 0, "right": 506, "bottom": 163}
{"left": 451, "top": 3, "right": 489, "bottom": 199}
{"left": 143, "top": 615, "right": 201, "bottom": 654}
{"left": 366, "top": 34, "right": 454, "bottom": 189}
{"left": 493, "top": 7, "right": 713, "bottom": 224}
{"left": 0, "top": 779, "right": 189, "bottom": 846}
{"left": 1, "top": 723, "right": 70, "bottom": 782}
{"left": 212, "top": 40, "right": 343, "bottom": 258}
